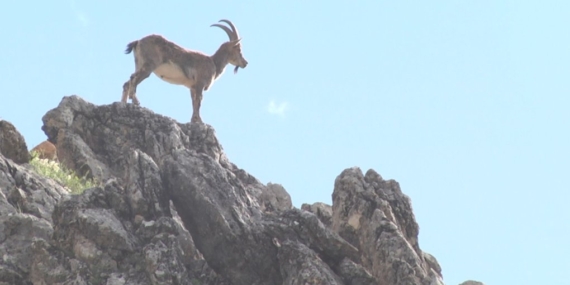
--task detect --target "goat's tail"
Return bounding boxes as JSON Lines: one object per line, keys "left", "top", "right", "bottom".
{"left": 124, "top": 41, "right": 138, "bottom": 54}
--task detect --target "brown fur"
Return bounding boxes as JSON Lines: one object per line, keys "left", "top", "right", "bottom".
{"left": 122, "top": 19, "right": 248, "bottom": 123}
{"left": 30, "top": 140, "right": 57, "bottom": 161}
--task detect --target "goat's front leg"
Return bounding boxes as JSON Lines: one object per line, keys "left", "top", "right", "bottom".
{"left": 190, "top": 87, "right": 203, "bottom": 123}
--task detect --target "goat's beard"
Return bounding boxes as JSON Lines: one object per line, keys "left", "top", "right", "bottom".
{"left": 234, "top": 66, "right": 239, "bottom": 74}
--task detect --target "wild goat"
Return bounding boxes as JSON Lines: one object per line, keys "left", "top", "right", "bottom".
{"left": 121, "top": 19, "right": 248, "bottom": 123}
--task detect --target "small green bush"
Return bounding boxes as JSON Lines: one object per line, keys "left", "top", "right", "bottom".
{"left": 29, "top": 151, "right": 99, "bottom": 194}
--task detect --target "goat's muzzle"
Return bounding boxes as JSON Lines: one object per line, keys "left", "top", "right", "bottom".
{"left": 234, "top": 61, "right": 248, "bottom": 74}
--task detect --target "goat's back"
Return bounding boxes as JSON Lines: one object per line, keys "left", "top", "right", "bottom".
{"left": 30, "top": 140, "right": 57, "bottom": 161}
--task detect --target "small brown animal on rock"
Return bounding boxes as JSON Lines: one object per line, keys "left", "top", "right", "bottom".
{"left": 30, "top": 140, "right": 58, "bottom": 161}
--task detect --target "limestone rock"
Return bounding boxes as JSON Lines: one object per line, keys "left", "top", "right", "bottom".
{"left": 301, "top": 202, "right": 333, "bottom": 227}
{"left": 0, "top": 95, "right": 456, "bottom": 284}
{"left": 0, "top": 120, "right": 30, "bottom": 164}
{"left": 40, "top": 95, "right": 363, "bottom": 284}
{"left": 262, "top": 182, "right": 293, "bottom": 212}
{"left": 332, "top": 167, "right": 444, "bottom": 285}
{"left": 0, "top": 150, "right": 68, "bottom": 284}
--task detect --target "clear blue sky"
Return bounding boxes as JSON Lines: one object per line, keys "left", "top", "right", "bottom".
{"left": 1, "top": 1, "right": 569, "bottom": 284}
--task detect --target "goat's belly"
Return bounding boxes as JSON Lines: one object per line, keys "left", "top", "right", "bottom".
{"left": 153, "top": 63, "right": 191, "bottom": 86}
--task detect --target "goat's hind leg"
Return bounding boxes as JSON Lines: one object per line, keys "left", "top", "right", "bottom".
{"left": 121, "top": 80, "right": 133, "bottom": 104}
{"left": 121, "top": 66, "right": 153, "bottom": 106}
{"left": 122, "top": 75, "right": 143, "bottom": 105}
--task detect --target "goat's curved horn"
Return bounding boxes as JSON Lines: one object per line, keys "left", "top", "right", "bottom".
{"left": 218, "top": 19, "right": 240, "bottom": 40}
{"left": 210, "top": 23, "right": 236, "bottom": 41}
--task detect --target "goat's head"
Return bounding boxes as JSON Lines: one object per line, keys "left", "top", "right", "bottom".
{"left": 211, "top": 19, "right": 248, "bottom": 73}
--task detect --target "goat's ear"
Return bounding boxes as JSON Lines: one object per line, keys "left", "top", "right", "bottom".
{"left": 232, "top": 38, "right": 242, "bottom": 46}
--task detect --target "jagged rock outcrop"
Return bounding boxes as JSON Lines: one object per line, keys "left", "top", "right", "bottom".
{"left": 332, "top": 168, "right": 444, "bottom": 285}
{"left": 301, "top": 202, "right": 333, "bottom": 227}
{"left": 0, "top": 120, "right": 31, "bottom": 164}
{"left": 0, "top": 95, "right": 447, "bottom": 284}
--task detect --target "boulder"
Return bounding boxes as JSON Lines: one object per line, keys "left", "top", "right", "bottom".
{"left": 0, "top": 120, "right": 30, "bottom": 164}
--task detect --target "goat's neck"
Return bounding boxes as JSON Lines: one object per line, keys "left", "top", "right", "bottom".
{"left": 211, "top": 45, "right": 231, "bottom": 78}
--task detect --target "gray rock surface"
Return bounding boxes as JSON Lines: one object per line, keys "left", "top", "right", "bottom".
{"left": 332, "top": 167, "right": 444, "bottom": 285}
{"left": 263, "top": 182, "right": 293, "bottom": 212}
{"left": 0, "top": 95, "right": 459, "bottom": 284}
{"left": 0, "top": 148, "right": 69, "bottom": 284}
{"left": 301, "top": 202, "right": 333, "bottom": 227}
{"left": 0, "top": 120, "right": 31, "bottom": 164}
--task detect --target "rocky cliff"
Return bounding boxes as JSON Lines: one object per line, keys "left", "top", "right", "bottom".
{"left": 0, "top": 95, "right": 449, "bottom": 285}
